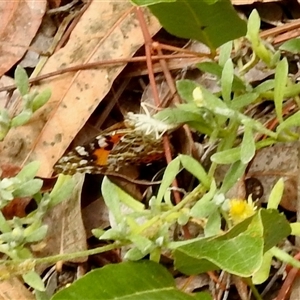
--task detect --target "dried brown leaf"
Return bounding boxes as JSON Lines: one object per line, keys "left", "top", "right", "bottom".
{"left": 0, "top": 1, "right": 46, "bottom": 76}
{"left": 48, "top": 0, "right": 61, "bottom": 9}
{"left": 35, "top": 173, "right": 87, "bottom": 270}
{"left": 0, "top": 277, "right": 35, "bottom": 300}
{"left": 0, "top": 2, "right": 161, "bottom": 177}
{"left": 247, "top": 142, "right": 299, "bottom": 211}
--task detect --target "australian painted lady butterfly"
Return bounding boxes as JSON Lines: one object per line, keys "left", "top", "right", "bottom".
{"left": 54, "top": 113, "right": 177, "bottom": 175}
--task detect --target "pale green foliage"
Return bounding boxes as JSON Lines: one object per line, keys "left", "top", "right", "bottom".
{"left": 0, "top": 66, "right": 51, "bottom": 140}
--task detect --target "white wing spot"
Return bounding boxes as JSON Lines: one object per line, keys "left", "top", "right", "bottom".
{"left": 78, "top": 159, "right": 88, "bottom": 165}
{"left": 75, "top": 146, "right": 89, "bottom": 156}
{"left": 97, "top": 136, "right": 108, "bottom": 148}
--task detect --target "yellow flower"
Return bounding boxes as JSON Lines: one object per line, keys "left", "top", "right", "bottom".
{"left": 192, "top": 87, "right": 205, "bottom": 107}
{"left": 229, "top": 197, "right": 256, "bottom": 225}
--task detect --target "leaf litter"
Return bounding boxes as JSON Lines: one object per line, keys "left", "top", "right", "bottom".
{"left": 1, "top": 1, "right": 300, "bottom": 299}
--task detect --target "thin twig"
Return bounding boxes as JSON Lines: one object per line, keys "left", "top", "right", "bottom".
{"left": 47, "top": 0, "right": 81, "bottom": 15}
{"left": 0, "top": 54, "right": 199, "bottom": 94}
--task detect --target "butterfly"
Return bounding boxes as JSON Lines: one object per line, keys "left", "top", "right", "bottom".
{"left": 54, "top": 113, "right": 177, "bottom": 175}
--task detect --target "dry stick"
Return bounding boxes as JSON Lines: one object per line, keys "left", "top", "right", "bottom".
{"left": 275, "top": 267, "right": 297, "bottom": 300}
{"left": 135, "top": 8, "right": 182, "bottom": 200}
{"left": 54, "top": 0, "right": 93, "bottom": 52}
{"left": 135, "top": 8, "right": 165, "bottom": 108}
{"left": 156, "top": 41, "right": 211, "bottom": 57}
{"left": 154, "top": 43, "right": 196, "bottom": 155}
{"left": 154, "top": 44, "right": 195, "bottom": 240}
{"left": 135, "top": 8, "right": 194, "bottom": 241}
{"left": 0, "top": 54, "right": 198, "bottom": 94}
{"left": 153, "top": 43, "right": 182, "bottom": 105}
{"left": 47, "top": 0, "right": 81, "bottom": 15}
{"left": 277, "top": 252, "right": 300, "bottom": 300}
{"left": 260, "top": 19, "right": 300, "bottom": 39}
{"left": 252, "top": 18, "right": 300, "bottom": 46}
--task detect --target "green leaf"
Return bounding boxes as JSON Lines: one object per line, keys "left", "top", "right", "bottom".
{"left": 190, "top": 180, "right": 217, "bottom": 218}
{"left": 270, "top": 246, "right": 300, "bottom": 270}
{"left": 51, "top": 261, "right": 205, "bottom": 300}
{"left": 146, "top": 0, "right": 246, "bottom": 50}
{"left": 276, "top": 110, "right": 300, "bottom": 133}
{"left": 24, "top": 225, "right": 48, "bottom": 243}
{"left": 177, "top": 210, "right": 190, "bottom": 226}
{"left": 252, "top": 250, "right": 273, "bottom": 284}
{"left": 194, "top": 292, "right": 212, "bottom": 300}
{"left": 196, "top": 85, "right": 228, "bottom": 112}
{"left": 229, "top": 93, "right": 259, "bottom": 111}
{"left": 221, "top": 59, "right": 234, "bottom": 104}
{"left": 181, "top": 206, "right": 285, "bottom": 280}
{"left": 32, "top": 88, "right": 52, "bottom": 112}
{"left": 218, "top": 41, "right": 233, "bottom": 67}
{"left": 176, "top": 80, "right": 199, "bottom": 103}
{"left": 154, "top": 105, "right": 215, "bottom": 135}
{"left": 177, "top": 209, "right": 288, "bottom": 276}
{"left": 211, "top": 147, "right": 241, "bottom": 164}
{"left": 291, "top": 222, "right": 300, "bottom": 236}
{"left": 0, "top": 211, "right": 11, "bottom": 233}
{"left": 23, "top": 92, "right": 38, "bottom": 110}
{"left": 0, "top": 231, "right": 22, "bottom": 243}
{"left": 124, "top": 247, "right": 146, "bottom": 261}
{"left": 23, "top": 271, "right": 45, "bottom": 291}
{"left": 179, "top": 154, "right": 210, "bottom": 188}
{"left": 102, "top": 177, "right": 144, "bottom": 212}
{"left": 102, "top": 177, "right": 122, "bottom": 224}
{"left": 91, "top": 228, "right": 105, "bottom": 239}
{"left": 246, "top": 10, "right": 273, "bottom": 66}
{"left": 11, "top": 109, "right": 32, "bottom": 127}
{"left": 238, "top": 115, "right": 276, "bottom": 139}
{"left": 271, "top": 50, "right": 282, "bottom": 67}
{"left": 187, "top": 121, "right": 214, "bottom": 136}
{"left": 155, "top": 106, "right": 199, "bottom": 123}
{"left": 14, "top": 65, "right": 29, "bottom": 96}
{"left": 260, "top": 209, "right": 290, "bottom": 252}
{"left": 205, "top": 209, "right": 221, "bottom": 237}
{"left": 156, "top": 157, "right": 180, "bottom": 205}
{"left": 220, "top": 161, "right": 247, "bottom": 194}
{"left": 129, "top": 235, "right": 153, "bottom": 253}
{"left": 0, "top": 109, "right": 11, "bottom": 141}
{"left": 99, "top": 228, "right": 124, "bottom": 241}
{"left": 253, "top": 79, "right": 274, "bottom": 93}
{"left": 270, "top": 247, "right": 300, "bottom": 269}
{"left": 197, "top": 62, "right": 245, "bottom": 91}
{"left": 279, "top": 38, "right": 300, "bottom": 54}
{"left": 16, "top": 161, "right": 41, "bottom": 181}
{"left": 13, "top": 179, "right": 43, "bottom": 198}
{"left": 149, "top": 247, "right": 162, "bottom": 263}
{"left": 0, "top": 188, "right": 14, "bottom": 202}
{"left": 191, "top": 200, "right": 216, "bottom": 219}
{"left": 246, "top": 9, "right": 260, "bottom": 38}
{"left": 174, "top": 212, "right": 264, "bottom": 276}
{"left": 240, "top": 124, "right": 255, "bottom": 164}
{"left": 267, "top": 178, "right": 284, "bottom": 209}
{"left": 49, "top": 174, "right": 75, "bottom": 207}
{"left": 16, "top": 161, "right": 40, "bottom": 181}
{"left": 274, "top": 58, "right": 288, "bottom": 123}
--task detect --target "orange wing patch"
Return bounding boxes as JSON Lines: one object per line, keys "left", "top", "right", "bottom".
{"left": 92, "top": 148, "right": 110, "bottom": 166}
